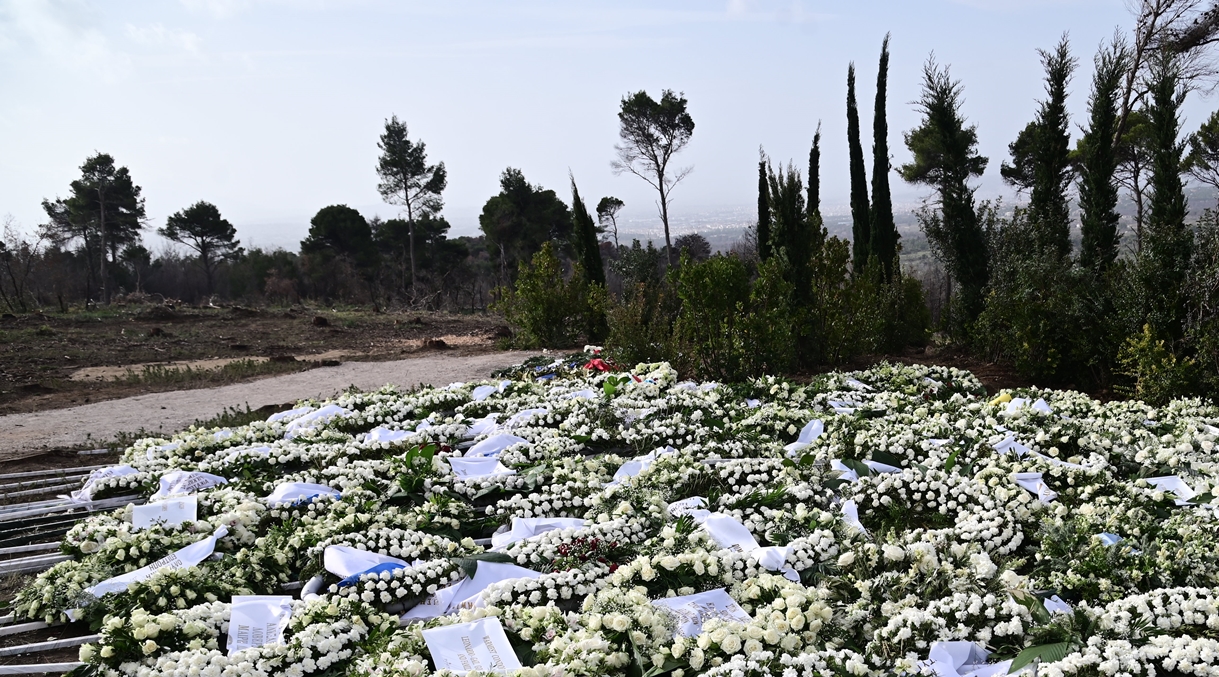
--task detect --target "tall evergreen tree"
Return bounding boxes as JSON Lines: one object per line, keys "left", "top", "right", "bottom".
{"left": 1143, "top": 56, "right": 1193, "bottom": 340}
{"left": 768, "top": 161, "right": 811, "bottom": 308}
{"left": 869, "top": 33, "right": 899, "bottom": 281}
{"left": 807, "top": 123, "right": 827, "bottom": 252}
{"left": 1078, "top": 40, "right": 1128, "bottom": 270}
{"left": 847, "top": 63, "right": 872, "bottom": 274}
{"left": 569, "top": 176, "right": 606, "bottom": 287}
{"left": 899, "top": 57, "right": 990, "bottom": 324}
{"left": 1030, "top": 35, "right": 1077, "bottom": 259}
{"left": 757, "top": 148, "right": 772, "bottom": 261}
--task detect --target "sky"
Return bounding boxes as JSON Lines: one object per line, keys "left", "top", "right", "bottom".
{"left": 1, "top": 0, "right": 1214, "bottom": 250}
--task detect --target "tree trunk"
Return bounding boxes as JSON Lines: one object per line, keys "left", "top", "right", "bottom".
{"left": 405, "top": 194, "right": 417, "bottom": 294}
{"left": 98, "top": 187, "right": 108, "bottom": 305}
{"left": 659, "top": 174, "right": 672, "bottom": 267}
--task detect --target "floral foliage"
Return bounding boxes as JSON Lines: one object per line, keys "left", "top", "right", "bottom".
{"left": 25, "top": 354, "right": 1219, "bottom": 676}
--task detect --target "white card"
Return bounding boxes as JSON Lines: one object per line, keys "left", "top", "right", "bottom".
{"left": 132, "top": 497, "right": 197, "bottom": 530}
{"left": 651, "top": 588, "right": 751, "bottom": 637}
{"left": 422, "top": 617, "right": 521, "bottom": 674}
{"left": 227, "top": 595, "right": 292, "bottom": 655}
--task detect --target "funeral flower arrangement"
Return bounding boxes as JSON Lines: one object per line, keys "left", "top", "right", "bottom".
{"left": 20, "top": 351, "right": 1219, "bottom": 677}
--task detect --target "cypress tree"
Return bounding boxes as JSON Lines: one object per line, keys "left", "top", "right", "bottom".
{"left": 808, "top": 123, "right": 826, "bottom": 252}
{"left": 1143, "top": 57, "right": 1193, "bottom": 340}
{"left": 1078, "top": 41, "right": 1126, "bottom": 270}
{"left": 847, "top": 63, "right": 872, "bottom": 274}
{"left": 570, "top": 176, "right": 606, "bottom": 287}
{"left": 869, "top": 33, "right": 899, "bottom": 281}
{"left": 757, "top": 148, "right": 772, "bottom": 261}
{"left": 1028, "top": 35, "right": 1077, "bottom": 259}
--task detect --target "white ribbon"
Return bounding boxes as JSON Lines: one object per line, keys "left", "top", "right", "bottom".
{"left": 264, "top": 482, "right": 340, "bottom": 506}
{"left": 146, "top": 441, "right": 180, "bottom": 460}
{"left": 421, "top": 617, "right": 522, "bottom": 674}
{"left": 922, "top": 641, "right": 1015, "bottom": 677}
{"left": 784, "top": 419, "right": 824, "bottom": 456}
{"left": 603, "top": 446, "right": 677, "bottom": 488}
{"left": 323, "top": 545, "right": 409, "bottom": 578}
{"left": 471, "top": 385, "right": 498, "bottom": 402}
{"left": 466, "top": 434, "right": 529, "bottom": 458}
{"left": 667, "top": 496, "right": 711, "bottom": 522}
{"left": 213, "top": 429, "right": 234, "bottom": 441}
{"left": 227, "top": 595, "right": 292, "bottom": 655}
{"left": 132, "top": 496, "right": 197, "bottom": 530}
{"left": 448, "top": 457, "right": 515, "bottom": 479}
{"left": 745, "top": 398, "right": 761, "bottom": 408}
{"left": 365, "top": 427, "right": 412, "bottom": 443}
{"left": 845, "top": 378, "right": 872, "bottom": 391}
{"left": 69, "top": 465, "right": 140, "bottom": 504}
{"left": 651, "top": 588, "right": 751, "bottom": 637}
{"left": 841, "top": 499, "right": 868, "bottom": 536}
{"left": 1013, "top": 472, "right": 1058, "bottom": 504}
{"left": 464, "top": 414, "right": 501, "bottom": 439}
{"left": 404, "top": 562, "right": 541, "bottom": 620}
{"left": 284, "top": 404, "right": 352, "bottom": 438}
{"left": 701, "top": 513, "right": 760, "bottom": 553}
{"left": 831, "top": 459, "right": 899, "bottom": 483}
{"left": 828, "top": 400, "right": 856, "bottom": 415}
{"left": 490, "top": 517, "right": 586, "bottom": 550}
{"left": 1146, "top": 475, "right": 1198, "bottom": 505}
{"left": 87, "top": 527, "right": 229, "bottom": 598}
{"left": 149, "top": 470, "right": 228, "bottom": 501}
{"left": 267, "top": 406, "right": 313, "bottom": 423}
{"left": 503, "top": 408, "right": 548, "bottom": 428}
{"left": 992, "top": 436, "right": 1031, "bottom": 458}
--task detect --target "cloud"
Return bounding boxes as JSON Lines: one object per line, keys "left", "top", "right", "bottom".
{"left": 125, "top": 23, "right": 202, "bottom": 52}
{"left": 0, "top": 0, "right": 130, "bottom": 80}
{"left": 179, "top": 0, "right": 250, "bottom": 19}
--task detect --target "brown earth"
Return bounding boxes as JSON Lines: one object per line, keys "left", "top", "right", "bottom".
{"left": 0, "top": 305, "right": 511, "bottom": 416}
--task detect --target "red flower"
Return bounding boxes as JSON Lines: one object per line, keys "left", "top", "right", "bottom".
{"left": 583, "top": 358, "right": 612, "bottom": 372}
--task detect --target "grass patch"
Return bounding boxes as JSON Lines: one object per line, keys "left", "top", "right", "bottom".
{"left": 117, "top": 358, "right": 310, "bottom": 387}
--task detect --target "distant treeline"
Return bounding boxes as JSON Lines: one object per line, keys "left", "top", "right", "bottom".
{"left": 4, "top": 0, "right": 1219, "bottom": 401}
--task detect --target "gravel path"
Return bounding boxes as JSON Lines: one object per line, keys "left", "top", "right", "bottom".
{"left": 0, "top": 350, "right": 536, "bottom": 460}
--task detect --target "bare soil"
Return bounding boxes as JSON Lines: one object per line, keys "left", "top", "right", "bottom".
{"left": 0, "top": 305, "right": 510, "bottom": 415}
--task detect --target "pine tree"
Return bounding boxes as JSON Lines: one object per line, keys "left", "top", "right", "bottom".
{"left": 757, "top": 149, "right": 772, "bottom": 261}
{"left": 1078, "top": 40, "right": 1127, "bottom": 270}
{"left": 847, "top": 63, "right": 872, "bottom": 274}
{"left": 869, "top": 33, "right": 899, "bottom": 281}
{"left": 899, "top": 57, "right": 990, "bottom": 324}
{"left": 1143, "top": 56, "right": 1193, "bottom": 340}
{"left": 1029, "top": 35, "right": 1077, "bottom": 259}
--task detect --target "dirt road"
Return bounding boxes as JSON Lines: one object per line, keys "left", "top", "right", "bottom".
{"left": 0, "top": 350, "right": 536, "bottom": 461}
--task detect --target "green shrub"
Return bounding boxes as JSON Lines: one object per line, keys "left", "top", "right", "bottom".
{"left": 1116, "top": 324, "right": 1197, "bottom": 404}
{"left": 603, "top": 281, "right": 677, "bottom": 368}
{"left": 494, "top": 242, "right": 588, "bottom": 348}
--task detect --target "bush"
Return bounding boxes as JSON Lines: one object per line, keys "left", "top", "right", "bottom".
{"left": 1116, "top": 324, "right": 1197, "bottom": 404}
{"left": 494, "top": 242, "right": 589, "bottom": 348}
{"left": 602, "top": 281, "right": 677, "bottom": 368}
{"left": 670, "top": 254, "right": 794, "bottom": 381}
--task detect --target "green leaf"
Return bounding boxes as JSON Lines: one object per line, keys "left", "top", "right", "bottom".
{"left": 1010, "top": 590, "right": 1051, "bottom": 625}
{"left": 944, "top": 447, "right": 962, "bottom": 473}
{"left": 1008, "top": 642, "right": 1071, "bottom": 673}
{"left": 870, "top": 449, "right": 904, "bottom": 468}
{"left": 450, "top": 552, "right": 515, "bottom": 579}
{"left": 642, "top": 658, "right": 687, "bottom": 677}
{"left": 839, "top": 458, "right": 872, "bottom": 478}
